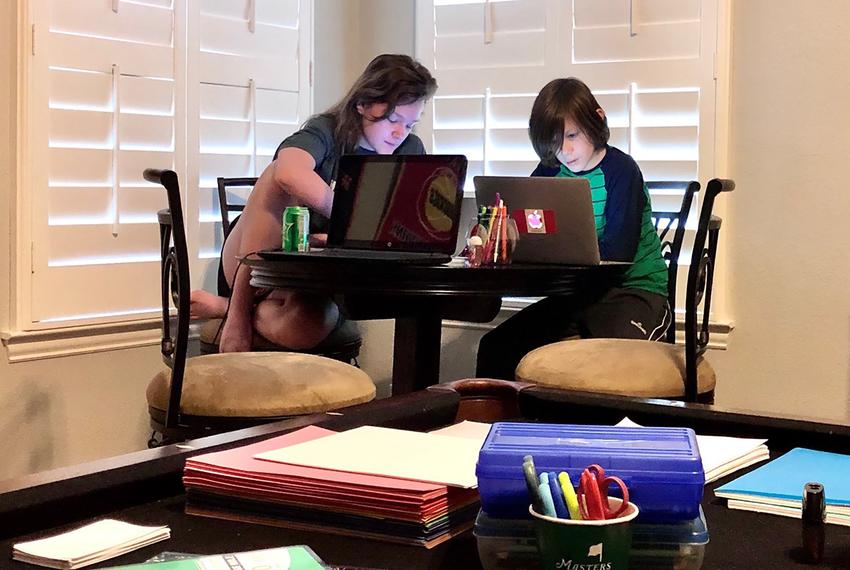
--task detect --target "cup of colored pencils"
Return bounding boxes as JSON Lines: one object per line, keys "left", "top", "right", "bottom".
{"left": 469, "top": 193, "right": 517, "bottom": 267}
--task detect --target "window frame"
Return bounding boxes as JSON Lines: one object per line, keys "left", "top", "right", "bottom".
{"left": 8, "top": 0, "right": 313, "bottom": 346}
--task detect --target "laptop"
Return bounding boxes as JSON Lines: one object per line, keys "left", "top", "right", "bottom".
{"left": 473, "top": 176, "right": 601, "bottom": 265}
{"left": 259, "top": 154, "right": 467, "bottom": 264}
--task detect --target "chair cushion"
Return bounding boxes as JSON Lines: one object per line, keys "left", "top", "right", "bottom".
{"left": 147, "top": 352, "right": 375, "bottom": 417}
{"left": 514, "top": 338, "right": 716, "bottom": 398}
{"left": 198, "top": 318, "right": 361, "bottom": 354}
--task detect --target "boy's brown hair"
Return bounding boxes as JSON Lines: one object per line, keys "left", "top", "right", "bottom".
{"left": 528, "top": 77, "right": 609, "bottom": 167}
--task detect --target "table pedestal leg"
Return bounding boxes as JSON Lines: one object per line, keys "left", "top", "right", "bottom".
{"left": 392, "top": 317, "right": 442, "bottom": 395}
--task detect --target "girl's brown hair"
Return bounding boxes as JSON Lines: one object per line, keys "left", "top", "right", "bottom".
{"left": 323, "top": 54, "right": 438, "bottom": 155}
{"left": 528, "top": 77, "right": 609, "bottom": 167}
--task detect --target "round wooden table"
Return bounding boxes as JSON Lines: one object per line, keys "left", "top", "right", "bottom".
{"left": 246, "top": 255, "right": 626, "bottom": 394}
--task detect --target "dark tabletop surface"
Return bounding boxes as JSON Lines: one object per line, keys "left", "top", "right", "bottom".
{"left": 4, "top": 387, "right": 850, "bottom": 569}
{"left": 245, "top": 255, "right": 627, "bottom": 298}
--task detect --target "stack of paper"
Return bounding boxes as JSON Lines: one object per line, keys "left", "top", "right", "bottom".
{"left": 715, "top": 448, "right": 850, "bottom": 526}
{"left": 616, "top": 417, "right": 769, "bottom": 483}
{"left": 183, "top": 425, "right": 483, "bottom": 548}
{"left": 12, "top": 519, "right": 170, "bottom": 569}
{"left": 697, "top": 433, "right": 770, "bottom": 483}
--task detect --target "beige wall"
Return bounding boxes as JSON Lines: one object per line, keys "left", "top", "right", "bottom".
{"left": 314, "top": 0, "right": 416, "bottom": 112}
{"left": 3, "top": 0, "right": 850, "bottom": 481}
{"left": 708, "top": 0, "right": 850, "bottom": 420}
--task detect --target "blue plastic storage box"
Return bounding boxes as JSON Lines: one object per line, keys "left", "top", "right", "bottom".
{"left": 475, "top": 422, "right": 704, "bottom": 522}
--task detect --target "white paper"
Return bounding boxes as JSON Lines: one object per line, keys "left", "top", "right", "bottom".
{"left": 430, "top": 420, "right": 492, "bottom": 443}
{"left": 727, "top": 499, "right": 850, "bottom": 527}
{"left": 13, "top": 519, "right": 170, "bottom": 569}
{"left": 698, "top": 437, "right": 770, "bottom": 483}
{"left": 255, "top": 425, "right": 483, "bottom": 488}
{"left": 616, "top": 417, "right": 769, "bottom": 483}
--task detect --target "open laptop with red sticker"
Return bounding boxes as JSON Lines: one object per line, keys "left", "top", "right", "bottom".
{"left": 473, "top": 176, "right": 601, "bottom": 265}
{"left": 259, "top": 154, "right": 467, "bottom": 264}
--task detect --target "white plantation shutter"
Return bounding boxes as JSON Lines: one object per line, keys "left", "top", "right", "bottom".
{"left": 572, "top": 0, "right": 708, "bottom": 188}
{"left": 25, "top": 0, "right": 311, "bottom": 328}
{"left": 30, "top": 0, "right": 177, "bottom": 324}
{"left": 417, "top": 0, "right": 720, "bottom": 312}
{"left": 418, "top": 0, "right": 562, "bottom": 190}
{"left": 193, "top": 0, "right": 311, "bottom": 275}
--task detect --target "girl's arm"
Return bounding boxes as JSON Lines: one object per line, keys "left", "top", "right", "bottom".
{"left": 272, "top": 147, "right": 334, "bottom": 218}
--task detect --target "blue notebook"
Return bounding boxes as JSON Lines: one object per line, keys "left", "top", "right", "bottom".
{"left": 715, "top": 448, "right": 850, "bottom": 512}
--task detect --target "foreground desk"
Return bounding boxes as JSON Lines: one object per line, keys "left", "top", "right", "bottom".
{"left": 246, "top": 256, "right": 624, "bottom": 395}
{"left": 3, "top": 386, "right": 850, "bottom": 569}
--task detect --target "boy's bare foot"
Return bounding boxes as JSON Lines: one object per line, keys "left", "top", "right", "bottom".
{"left": 189, "top": 290, "right": 228, "bottom": 319}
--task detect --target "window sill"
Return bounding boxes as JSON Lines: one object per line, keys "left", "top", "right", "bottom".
{"left": 1, "top": 319, "right": 166, "bottom": 363}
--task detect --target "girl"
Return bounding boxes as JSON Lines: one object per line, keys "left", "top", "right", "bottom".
{"left": 475, "top": 77, "right": 670, "bottom": 380}
{"left": 192, "top": 54, "right": 438, "bottom": 353}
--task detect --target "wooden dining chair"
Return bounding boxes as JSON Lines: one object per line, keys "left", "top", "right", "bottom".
{"left": 649, "top": 180, "right": 700, "bottom": 344}
{"left": 144, "top": 169, "right": 376, "bottom": 447}
{"left": 216, "top": 176, "right": 255, "bottom": 239}
{"left": 199, "top": 176, "right": 363, "bottom": 362}
{"left": 514, "top": 179, "right": 735, "bottom": 403}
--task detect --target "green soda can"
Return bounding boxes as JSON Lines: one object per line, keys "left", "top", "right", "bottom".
{"left": 282, "top": 206, "right": 310, "bottom": 252}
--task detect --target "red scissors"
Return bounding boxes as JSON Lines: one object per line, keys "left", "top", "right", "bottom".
{"left": 578, "top": 464, "right": 630, "bottom": 520}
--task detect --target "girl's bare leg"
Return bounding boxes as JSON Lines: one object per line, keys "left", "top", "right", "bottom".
{"left": 253, "top": 290, "right": 339, "bottom": 349}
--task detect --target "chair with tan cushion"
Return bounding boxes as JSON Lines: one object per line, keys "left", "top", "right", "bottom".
{"left": 146, "top": 352, "right": 375, "bottom": 426}
{"left": 515, "top": 179, "right": 735, "bottom": 403}
{"left": 144, "top": 169, "right": 375, "bottom": 446}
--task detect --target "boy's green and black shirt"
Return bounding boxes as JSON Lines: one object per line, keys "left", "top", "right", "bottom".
{"left": 531, "top": 145, "right": 668, "bottom": 297}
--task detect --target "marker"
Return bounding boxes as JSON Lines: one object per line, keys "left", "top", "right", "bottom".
{"left": 548, "top": 471, "right": 569, "bottom": 519}
{"left": 538, "top": 472, "right": 557, "bottom": 517}
{"left": 558, "top": 471, "right": 582, "bottom": 520}
{"left": 522, "top": 455, "right": 545, "bottom": 515}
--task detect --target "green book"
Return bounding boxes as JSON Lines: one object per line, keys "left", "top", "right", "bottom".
{"left": 106, "top": 546, "right": 325, "bottom": 569}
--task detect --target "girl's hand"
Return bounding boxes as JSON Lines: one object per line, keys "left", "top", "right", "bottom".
{"left": 309, "top": 233, "right": 328, "bottom": 247}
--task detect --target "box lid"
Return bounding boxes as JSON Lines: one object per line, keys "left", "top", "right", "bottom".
{"left": 476, "top": 422, "right": 703, "bottom": 483}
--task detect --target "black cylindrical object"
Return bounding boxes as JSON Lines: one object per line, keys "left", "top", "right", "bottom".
{"left": 801, "top": 482, "right": 826, "bottom": 564}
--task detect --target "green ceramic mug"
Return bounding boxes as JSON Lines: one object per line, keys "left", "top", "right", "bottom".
{"left": 530, "top": 498, "right": 639, "bottom": 570}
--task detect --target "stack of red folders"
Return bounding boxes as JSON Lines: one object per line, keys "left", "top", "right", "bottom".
{"left": 182, "top": 426, "right": 480, "bottom": 548}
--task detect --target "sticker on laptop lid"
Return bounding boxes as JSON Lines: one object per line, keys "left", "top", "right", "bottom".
{"left": 512, "top": 208, "right": 557, "bottom": 234}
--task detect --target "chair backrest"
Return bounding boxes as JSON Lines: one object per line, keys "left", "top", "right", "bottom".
{"left": 144, "top": 168, "right": 190, "bottom": 430}
{"left": 649, "top": 180, "right": 700, "bottom": 343}
{"left": 217, "top": 177, "right": 257, "bottom": 239}
{"left": 683, "top": 178, "right": 735, "bottom": 401}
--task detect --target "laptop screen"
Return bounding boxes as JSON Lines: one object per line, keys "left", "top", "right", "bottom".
{"left": 329, "top": 155, "right": 467, "bottom": 253}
